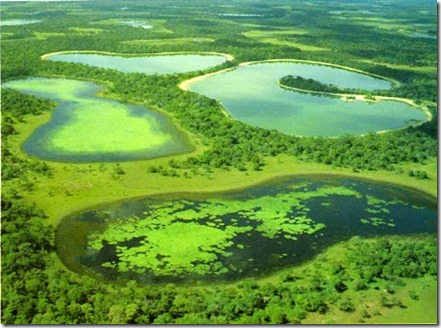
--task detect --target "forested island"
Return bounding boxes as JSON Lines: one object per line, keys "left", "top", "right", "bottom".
{"left": 1, "top": 0, "right": 437, "bottom": 324}
{"left": 279, "top": 74, "right": 377, "bottom": 95}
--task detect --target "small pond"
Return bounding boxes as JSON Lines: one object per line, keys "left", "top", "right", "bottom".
{"left": 0, "top": 19, "right": 42, "bottom": 26}
{"left": 3, "top": 77, "right": 192, "bottom": 162}
{"left": 45, "top": 53, "right": 228, "bottom": 75}
{"left": 188, "top": 62, "right": 427, "bottom": 136}
{"left": 120, "top": 20, "right": 153, "bottom": 29}
{"left": 56, "top": 175, "right": 437, "bottom": 284}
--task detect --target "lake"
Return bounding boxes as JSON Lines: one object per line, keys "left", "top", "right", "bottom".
{"left": 56, "top": 175, "right": 437, "bottom": 284}
{"left": 188, "top": 62, "right": 427, "bottom": 136}
{"left": 3, "top": 77, "right": 193, "bottom": 162}
{"left": 45, "top": 53, "right": 229, "bottom": 75}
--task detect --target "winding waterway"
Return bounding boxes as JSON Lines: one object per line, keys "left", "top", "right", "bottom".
{"left": 188, "top": 62, "right": 427, "bottom": 136}
{"left": 56, "top": 175, "right": 437, "bottom": 284}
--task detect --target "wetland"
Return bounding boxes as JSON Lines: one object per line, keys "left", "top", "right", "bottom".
{"left": 56, "top": 175, "right": 436, "bottom": 284}
{"left": 3, "top": 77, "right": 192, "bottom": 162}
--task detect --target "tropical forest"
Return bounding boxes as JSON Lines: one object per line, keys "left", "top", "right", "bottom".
{"left": 1, "top": 0, "right": 437, "bottom": 324}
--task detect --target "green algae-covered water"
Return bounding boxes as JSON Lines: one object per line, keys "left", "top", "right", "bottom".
{"left": 189, "top": 62, "right": 427, "bottom": 136}
{"left": 56, "top": 175, "right": 437, "bottom": 284}
{"left": 3, "top": 77, "right": 192, "bottom": 162}
{"left": 46, "top": 53, "right": 228, "bottom": 75}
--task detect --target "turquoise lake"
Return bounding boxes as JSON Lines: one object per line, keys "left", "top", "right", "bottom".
{"left": 46, "top": 53, "right": 228, "bottom": 75}
{"left": 189, "top": 62, "right": 427, "bottom": 136}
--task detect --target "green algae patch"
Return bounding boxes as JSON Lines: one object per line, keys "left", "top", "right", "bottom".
{"left": 3, "top": 77, "right": 193, "bottom": 162}
{"left": 49, "top": 100, "right": 171, "bottom": 153}
{"left": 88, "top": 184, "right": 365, "bottom": 277}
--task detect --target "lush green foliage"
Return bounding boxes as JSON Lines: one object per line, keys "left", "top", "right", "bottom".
{"left": 1, "top": 0, "right": 437, "bottom": 324}
{"left": 280, "top": 75, "right": 376, "bottom": 95}
{"left": 1, "top": 195, "right": 436, "bottom": 323}
{"left": 1, "top": 0, "right": 437, "bottom": 174}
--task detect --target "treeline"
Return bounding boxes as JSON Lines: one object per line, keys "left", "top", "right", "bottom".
{"left": 1, "top": 89, "right": 55, "bottom": 181}
{"left": 2, "top": 195, "right": 436, "bottom": 324}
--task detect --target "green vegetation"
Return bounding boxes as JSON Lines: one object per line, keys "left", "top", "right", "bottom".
{"left": 1, "top": 0, "right": 436, "bottom": 324}
{"left": 3, "top": 78, "right": 189, "bottom": 161}
{"left": 280, "top": 74, "right": 376, "bottom": 95}
{"left": 89, "top": 185, "right": 361, "bottom": 276}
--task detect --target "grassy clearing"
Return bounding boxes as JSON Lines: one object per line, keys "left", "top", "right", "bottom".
{"left": 243, "top": 30, "right": 327, "bottom": 51}
{"left": 69, "top": 27, "right": 103, "bottom": 35}
{"left": 358, "top": 59, "right": 436, "bottom": 75}
{"left": 122, "top": 37, "right": 215, "bottom": 46}
{"left": 34, "top": 32, "right": 65, "bottom": 40}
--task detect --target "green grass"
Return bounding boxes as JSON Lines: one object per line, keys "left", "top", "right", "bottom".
{"left": 34, "top": 32, "right": 66, "bottom": 40}
{"left": 122, "top": 37, "right": 215, "bottom": 46}
{"left": 69, "top": 27, "right": 103, "bottom": 35}
{"left": 243, "top": 30, "right": 328, "bottom": 51}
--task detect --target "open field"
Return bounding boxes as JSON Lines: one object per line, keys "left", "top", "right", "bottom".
{"left": 243, "top": 30, "right": 328, "bottom": 51}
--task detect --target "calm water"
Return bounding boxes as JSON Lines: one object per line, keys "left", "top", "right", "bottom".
{"left": 3, "top": 77, "right": 193, "bottom": 162}
{"left": 120, "top": 20, "right": 153, "bottom": 29}
{"left": 189, "top": 62, "right": 427, "bottom": 136}
{"left": 47, "top": 53, "right": 228, "bottom": 75}
{"left": 0, "top": 19, "right": 42, "bottom": 26}
{"left": 407, "top": 32, "right": 436, "bottom": 39}
{"left": 56, "top": 175, "right": 437, "bottom": 284}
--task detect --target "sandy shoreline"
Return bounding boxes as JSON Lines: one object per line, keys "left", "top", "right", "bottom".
{"left": 178, "top": 67, "right": 236, "bottom": 91}
{"left": 179, "top": 58, "right": 401, "bottom": 91}
{"left": 179, "top": 58, "right": 433, "bottom": 132}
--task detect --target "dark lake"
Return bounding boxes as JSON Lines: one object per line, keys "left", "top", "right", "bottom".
{"left": 56, "top": 175, "right": 437, "bottom": 284}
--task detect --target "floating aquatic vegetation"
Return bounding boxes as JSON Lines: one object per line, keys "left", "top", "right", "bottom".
{"left": 89, "top": 184, "right": 363, "bottom": 276}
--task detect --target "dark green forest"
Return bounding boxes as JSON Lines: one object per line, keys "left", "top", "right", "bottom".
{"left": 1, "top": 0, "right": 437, "bottom": 324}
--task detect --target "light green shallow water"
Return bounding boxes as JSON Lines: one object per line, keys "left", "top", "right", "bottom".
{"left": 3, "top": 77, "right": 193, "bottom": 162}
{"left": 189, "top": 62, "right": 427, "bottom": 136}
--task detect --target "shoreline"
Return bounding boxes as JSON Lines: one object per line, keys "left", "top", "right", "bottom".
{"left": 55, "top": 170, "right": 438, "bottom": 223}
{"left": 277, "top": 82, "right": 433, "bottom": 123}
{"left": 40, "top": 50, "right": 235, "bottom": 61}
{"left": 179, "top": 57, "right": 401, "bottom": 91}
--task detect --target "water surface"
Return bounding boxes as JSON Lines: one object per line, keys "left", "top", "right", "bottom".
{"left": 3, "top": 77, "right": 192, "bottom": 162}
{"left": 189, "top": 62, "right": 426, "bottom": 136}
{"left": 56, "top": 175, "right": 437, "bottom": 284}
{"left": 0, "top": 19, "right": 42, "bottom": 26}
{"left": 47, "top": 53, "right": 228, "bottom": 75}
